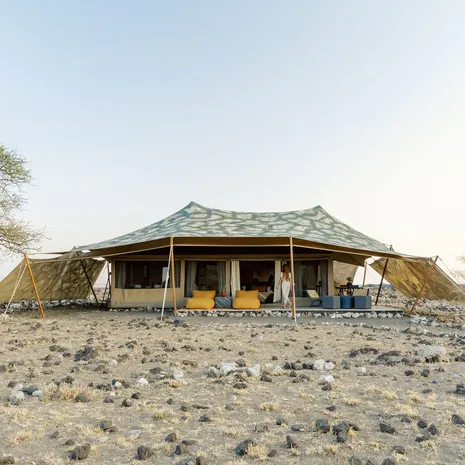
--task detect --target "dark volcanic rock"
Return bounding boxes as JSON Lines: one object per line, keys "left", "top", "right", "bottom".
{"left": 121, "top": 398, "right": 133, "bottom": 407}
{"left": 417, "top": 419, "right": 428, "bottom": 429}
{"left": 452, "top": 414, "right": 465, "bottom": 425}
{"left": 348, "top": 455, "right": 363, "bottom": 465}
{"left": 233, "top": 382, "right": 247, "bottom": 389}
{"left": 137, "top": 445, "right": 154, "bottom": 460}
{"left": 74, "top": 345, "right": 100, "bottom": 362}
{"left": 165, "top": 432, "right": 177, "bottom": 442}
{"left": 175, "top": 443, "right": 188, "bottom": 455}
{"left": 421, "top": 368, "right": 430, "bottom": 377}
{"left": 456, "top": 384, "right": 465, "bottom": 396}
{"left": 380, "top": 423, "right": 396, "bottom": 434}
{"left": 427, "top": 424, "right": 438, "bottom": 435}
{"left": 75, "top": 394, "right": 91, "bottom": 403}
{"left": 268, "top": 449, "right": 279, "bottom": 458}
{"left": 71, "top": 444, "right": 91, "bottom": 460}
{"left": 393, "top": 445, "right": 406, "bottom": 454}
{"left": 416, "top": 433, "right": 432, "bottom": 442}
{"left": 234, "top": 439, "right": 255, "bottom": 456}
{"left": 381, "top": 459, "right": 396, "bottom": 465}
{"left": 315, "top": 419, "right": 330, "bottom": 433}
{"left": 349, "top": 347, "right": 379, "bottom": 357}
{"left": 286, "top": 435, "right": 298, "bottom": 448}
{"left": 337, "top": 430, "right": 348, "bottom": 443}
{"left": 199, "top": 415, "right": 211, "bottom": 423}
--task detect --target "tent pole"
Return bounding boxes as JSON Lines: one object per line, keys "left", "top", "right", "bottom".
{"left": 24, "top": 253, "right": 45, "bottom": 319}
{"left": 362, "top": 260, "right": 367, "bottom": 288}
{"left": 170, "top": 236, "right": 177, "bottom": 316}
{"left": 409, "top": 255, "right": 439, "bottom": 316}
{"left": 160, "top": 245, "right": 172, "bottom": 321}
{"left": 80, "top": 259, "right": 100, "bottom": 306}
{"left": 289, "top": 237, "right": 297, "bottom": 324}
{"left": 375, "top": 259, "right": 389, "bottom": 306}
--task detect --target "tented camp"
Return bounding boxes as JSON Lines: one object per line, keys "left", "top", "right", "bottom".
{"left": 65, "top": 202, "right": 464, "bottom": 312}
{"left": 1, "top": 202, "right": 463, "bottom": 317}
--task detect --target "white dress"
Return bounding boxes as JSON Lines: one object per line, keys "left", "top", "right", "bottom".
{"left": 281, "top": 272, "right": 291, "bottom": 306}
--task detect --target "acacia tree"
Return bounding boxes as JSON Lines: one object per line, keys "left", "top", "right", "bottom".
{"left": 0, "top": 144, "right": 43, "bottom": 255}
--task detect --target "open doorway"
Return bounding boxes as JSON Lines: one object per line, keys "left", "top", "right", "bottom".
{"left": 239, "top": 261, "right": 275, "bottom": 291}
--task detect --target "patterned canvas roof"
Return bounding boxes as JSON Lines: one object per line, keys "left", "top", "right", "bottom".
{"left": 79, "top": 201, "right": 398, "bottom": 256}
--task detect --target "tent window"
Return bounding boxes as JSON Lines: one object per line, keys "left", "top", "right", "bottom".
{"left": 115, "top": 261, "right": 180, "bottom": 289}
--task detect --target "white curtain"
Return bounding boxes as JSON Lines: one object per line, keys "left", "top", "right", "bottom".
{"left": 186, "top": 261, "right": 197, "bottom": 297}
{"left": 217, "top": 261, "right": 226, "bottom": 295}
{"left": 273, "top": 260, "right": 282, "bottom": 302}
{"left": 230, "top": 261, "right": 240, "bottom": 298}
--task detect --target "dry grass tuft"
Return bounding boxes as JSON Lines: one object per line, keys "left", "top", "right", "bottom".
{"left": 246, "top": 443, "right": 268, "bottom": 461}
{"left": 152, "top": 409, "right": 172, "bottom": 421}
{"left": 343, "top": 397, "right": 361, "bottom": 406}
{"left": 259, "top": 402, "right": 277, "bottom": 411}
{"left": 58, "top": 383, "right": 93, "bottom": 402}
{"left": 408, "top": 391, "right": 424, "bottom": 404}
{"left": 6, "top": 429, "right": 35, "bottom": 444}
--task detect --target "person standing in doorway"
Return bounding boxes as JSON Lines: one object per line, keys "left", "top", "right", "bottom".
{"left": 276, "top": 264, "right": 292, "bottom": 309}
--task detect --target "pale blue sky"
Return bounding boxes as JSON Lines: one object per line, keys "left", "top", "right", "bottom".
{"left": 1, "top": 1, "right": 464, "bottom": 282}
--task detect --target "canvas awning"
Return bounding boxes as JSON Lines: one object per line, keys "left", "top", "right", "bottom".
{"left": 370, "top": 257, "right": 465, "bottom": 302}
{"left": 0, "top": 253, "right": 105, "bottom": 303}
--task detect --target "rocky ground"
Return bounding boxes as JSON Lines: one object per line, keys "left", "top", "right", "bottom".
{"left": 1, "top": 310, "right": 465, "bottom": 464}
{"left": 372, "top": 287, "right": 465, "bottom": 324}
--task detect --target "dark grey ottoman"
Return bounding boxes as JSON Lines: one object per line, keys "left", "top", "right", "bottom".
{"left": 322, "top": 296, "right": 340, "bottom": 309}
{"left": 353, "top": 296, "right": 372, "bottom": 309}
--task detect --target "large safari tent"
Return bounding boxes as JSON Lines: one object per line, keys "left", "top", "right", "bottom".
{"left": 66, "top": 202, "right": 464, "bottom": 313}
{"left": 1, "top": 202, "right": 463, "bottom": 318}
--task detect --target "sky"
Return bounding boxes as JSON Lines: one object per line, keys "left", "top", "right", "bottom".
{"left": 0, "top": 0, "right": 464, "bottom": 283}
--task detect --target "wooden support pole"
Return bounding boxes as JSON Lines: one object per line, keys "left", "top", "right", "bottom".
{"left": 24, "top": 253, "right": 45, "bottom": 319}
{"left": 170, "top": 236, "right": 177, "bottom": 316}
{"left": 375, "top": 258, "right": 389, "bottom": 306}
{"left": 80, "top": 259, "right": 100, "bottom": 306}
{"left": 409, "top": 255, "right": 439, "bottom": 316}
{"left": 362, "top": 260, "right": 367, "bottom": 288}
{"left": 289, "top": 237, "right": 297, "bottom": 323}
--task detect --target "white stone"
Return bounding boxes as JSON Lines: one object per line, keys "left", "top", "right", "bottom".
{"left": 113, "top": 381, "right": 123, "bottom": 389}
{"left": 417, "top": 345, "right": 447, "bottom": 361}
{"left": 219, "top": 362, "right": 238, "bottom": 375}
{"left": 32, "top": 389, "right": 43, "bottom": 398}
{"left": 13, "top": 383, "right": 24, "bottom": 391}
{"left": 324, "top": 362, "right": 335, "bottom": 370}
{"left": 318, "top": 375, "right": 335, "bottom": 385}
{"left": 246, "top": 365, "right": 261, "bottom": 377}
{"left": 343, "top": 312, "right": 352, "bottom": 318}
{"left": 271, "top": 366, "right": 285, "bottom": 376}
{"left": 108, "top": 359, "right": 118, "bottom": 367}
{"left": 371, "top": 313, "right": 378, "bottom": 318}
{"left": 136, "top": 378, "right": 149, "bottom": 385}
{"left": 8, "top": 390, "right": 25, "bottom": 404}
{"left": 379, "top": 313, "right": 387, "bottom": 318}
{"left": 126, "top": 430, "right": 142, "bottom": 440}
{"left": 313, "top": 359, "right": 326, "bottom": 370}
{"left": 387, "top": 313, "right": 394, "bottom": 318}
{"left": 356, "top": 367, "right": 367, "bottom": 375}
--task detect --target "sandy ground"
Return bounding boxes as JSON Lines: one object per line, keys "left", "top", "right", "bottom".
{"left": 1, "top": 310, "right": 465, "bottom": 465}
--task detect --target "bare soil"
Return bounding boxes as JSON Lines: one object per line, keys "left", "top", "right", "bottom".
{"left": 1, "top": 310, "right": 465, "bottom": 465}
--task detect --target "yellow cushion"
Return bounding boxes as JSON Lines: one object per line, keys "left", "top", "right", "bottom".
{"left": 192, "top": 290, "right": 216, "bottom": 299}
{"left": 185, "top": 297, "right": 215, "bottom": 310}
{"left": 233, "top": 296, "right": 261, "bottom": 310}
{"left": 307, "top": 290, "right": 319, "bottom": 299}
{"left": 236, "top": 290, "right": 259, "bottom": 298}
